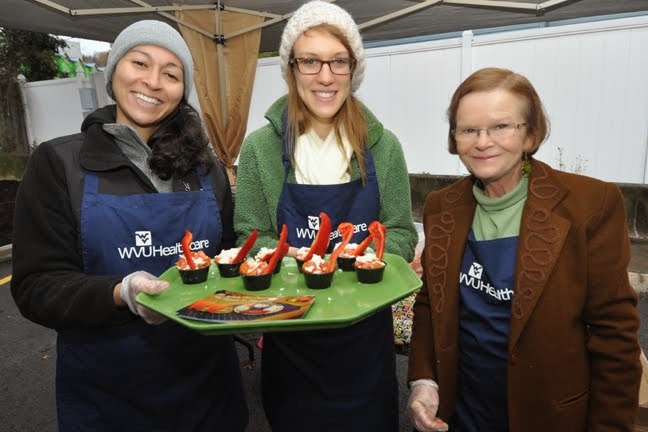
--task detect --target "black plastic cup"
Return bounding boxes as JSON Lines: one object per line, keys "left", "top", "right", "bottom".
{"left": 303, "top": 271, "right": 334, "bottom": 289}
{"left": 355, "top": 263, "right": 387, "bottom": 284}
{"left": 294, "top": 257, "right": 307, "bottom": 273}
{"left": 178, "top": 266, "right": 210, "bottom": 284}
{"left": 271, "top": 259, "right": 282, "bottom": 275}
{"left": 241, "top": 273, "right": 272, "bottom": 291}
{"left": 337, "top": 256, "right": 356, "bottom": 272}
{"left": 216, "top": 261, "right": 243, "bottom": 278}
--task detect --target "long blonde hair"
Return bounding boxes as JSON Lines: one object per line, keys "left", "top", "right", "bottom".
{"left": 285, "top": 24, "right": 369, "bottom": 183}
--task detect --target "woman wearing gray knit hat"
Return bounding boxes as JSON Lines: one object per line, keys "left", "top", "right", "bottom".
{"left": 234, "top": 1, "right": 417, "bottom": 431}
{"left": 11, "top": 20, "right": 248, "bottom": 431}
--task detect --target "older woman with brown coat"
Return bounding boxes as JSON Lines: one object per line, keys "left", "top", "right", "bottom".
{"left": 407, "top": 67, "right": 641, "bottom": 432}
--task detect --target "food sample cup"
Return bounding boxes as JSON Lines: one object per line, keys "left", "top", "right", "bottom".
{"left": 303, "top": 271, "right": 334, "bottom": 289}
{"left": 216, "top": 261, "right": 243, "bottom": 278}
{"left": 271, "top": 259, "right": 282, "bottom": 274}
{"left": 355, "top": 263, "right": 387, "bottom": 284}
{"left": 294, "top": 257, "right": 307, "bottom": 273}
{"left": 241, "top": 273, "right": 272, "bottom": 291}
{"left": 336, "top": 256, "right": 356, "bottom": 272}
{"left": 178, "top": 266, "right": 210, "bottom": 284}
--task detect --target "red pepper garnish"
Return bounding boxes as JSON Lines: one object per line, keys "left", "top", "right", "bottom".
{"left": 270, "top": 243, "right": 290, "bottom": 260}
{"left": 368, "top": 221, "right": 387, "bottom": 261}
{"left": 327, "top": 222, "right": 355, "bottom": 266}
{"left": 302, "top": 212, "right": 331, "bottom": 262}
{"left": 181, "top": 230, "right": 196, "bottom": 269}
{"left": 353, "top": 221, "right": 385, "bottom": 257}
{"left": 353, "top": 233, "right": 373, "bottom": 257}
{"left": 264, "top": 224, "right": 288, "bottom": 275}
{"left": 277, "top": 243, "right": 290, "bottom": 259}
{"left": 258, "top": 243, "right": 290, "bottom": 262}
{"left": 233, "top": 229, "right": 258, "bottom": 263}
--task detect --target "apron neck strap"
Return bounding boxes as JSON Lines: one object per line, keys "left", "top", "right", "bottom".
{"left": 281, "top": 109, "right": 293, "bottom": 177}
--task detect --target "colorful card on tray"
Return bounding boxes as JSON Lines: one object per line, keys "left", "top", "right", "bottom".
{"left": 176, "top": 290, "right": 316, "bottom": 323}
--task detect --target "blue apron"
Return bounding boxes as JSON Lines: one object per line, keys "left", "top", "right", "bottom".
{"left": 451, "top": 231, "right": 517, "bottom": 432}
{"left": 261, "top": 129, "right": 398, "bottom": 432}
{"left": 56, "top": 172, "right": 248, "bottom": 432}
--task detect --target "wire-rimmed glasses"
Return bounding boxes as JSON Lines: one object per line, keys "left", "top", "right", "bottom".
{"left": 452, "top": 122, "right": 527, "bottom": 144}
{"left": 289, "top": 57, "right": 356, "bottom": 75}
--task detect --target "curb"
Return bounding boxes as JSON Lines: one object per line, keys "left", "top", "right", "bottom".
{"left": 629, "top": 271, "right": 648, "bottom": 294}
{"left": 0, "top": 244, "right": 11, "bottom": 264}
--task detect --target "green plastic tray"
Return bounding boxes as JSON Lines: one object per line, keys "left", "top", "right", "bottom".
{"left": 137, "top": 252, "right": 422, "bottom": 335}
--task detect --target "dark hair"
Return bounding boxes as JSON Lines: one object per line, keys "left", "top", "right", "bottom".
{"left": 447, "top": 67, "right": 550, "bottom": 156}
{"left": 148, "top": 101, "right": 214, "bottom": 180}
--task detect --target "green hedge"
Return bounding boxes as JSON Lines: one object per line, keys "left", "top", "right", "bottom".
{"left": 0, "top": 154, "right": 28, "bottom": 180}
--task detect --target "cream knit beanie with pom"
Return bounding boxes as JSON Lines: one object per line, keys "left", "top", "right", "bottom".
{"left": 279, "top": 1, "right": 365, "bottom": 92}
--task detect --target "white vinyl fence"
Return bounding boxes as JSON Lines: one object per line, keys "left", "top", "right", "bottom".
{"left": 20, "top": 13, "right": 648, "bottom": 183}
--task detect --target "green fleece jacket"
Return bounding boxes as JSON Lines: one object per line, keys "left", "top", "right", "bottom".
{"left": 234, "top": 96, "right": 417, "bottom": 262}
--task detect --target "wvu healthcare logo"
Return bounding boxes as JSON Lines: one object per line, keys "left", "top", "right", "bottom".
{"left": 308, "top": 216, "right": 320, "bottom": 230}
{"left": 460, "top": 260, "right": 514, "bottom": 302}
{"left": 117, "top": 231, "right": 208, "bottom": 260}
{"left": 468, "top": 262, "right": 483, "bottom": 279}
{"left": 135, "top": 231, "right": 152, "bottom": 246}
{"left": 295, "top": 216, "right": 369, "bottom": 242}
{"left": 295, "top": 216, "right": 320, "bottom": 240}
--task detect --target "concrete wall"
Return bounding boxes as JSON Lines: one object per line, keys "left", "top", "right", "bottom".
{"left": 409, "top": 174, "right": 648, "bottom": 241}
{"left": 409, "top": 174, "right": 457, "bottom": 223}
{"left": 620, "top": 182, "right": 648, "bottom": 240}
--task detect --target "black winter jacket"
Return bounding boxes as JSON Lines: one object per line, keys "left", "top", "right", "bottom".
{"left": 10, "top": 105, "right": 235, "bottom": 330}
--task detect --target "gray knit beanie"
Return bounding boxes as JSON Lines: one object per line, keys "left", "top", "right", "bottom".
{"left": 279, "top": 1, "right": 365, "bottom": 92}
{"left": 105, "top": 20, "right": 193, "bottom": 99}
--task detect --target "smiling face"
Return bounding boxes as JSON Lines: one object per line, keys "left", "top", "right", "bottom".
{"left": 455, "top": 89, "right": 533, "bottom": 197}
{"left": 111, "top": 44, "right": 184, "bottom": 142}
{"left": 291, "top": 29, "right": 352, "bottom": 138}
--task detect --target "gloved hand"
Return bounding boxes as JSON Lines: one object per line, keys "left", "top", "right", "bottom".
{"left": 407, "top": 379, "right": 449, "bottom": 432}
{"left": 119, "top": 271, "right": 170, "bottom": 325}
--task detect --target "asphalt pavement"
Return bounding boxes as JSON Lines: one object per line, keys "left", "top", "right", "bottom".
{"left": 2, "top": 246, "right": 648, "bottom": 432}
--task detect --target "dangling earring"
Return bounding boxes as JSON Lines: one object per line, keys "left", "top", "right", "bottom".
{"left": 522, "top": 152, "right": 531, "bottom": 178}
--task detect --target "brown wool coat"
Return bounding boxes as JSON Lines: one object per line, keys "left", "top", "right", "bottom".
{"left": 408, "top": 159, "right": 641, "bottom": 432}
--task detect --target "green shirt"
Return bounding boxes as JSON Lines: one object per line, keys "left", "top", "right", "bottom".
{"left": 472, "top": 177, "right": 529, "bottom": 241}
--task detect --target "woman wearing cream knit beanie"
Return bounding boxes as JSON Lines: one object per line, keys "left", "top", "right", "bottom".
{"left": 234, "top": 1, "right": 417, "bottom": 431}
{"left": 278, "top": 0, "right": 365, "bottom": 92}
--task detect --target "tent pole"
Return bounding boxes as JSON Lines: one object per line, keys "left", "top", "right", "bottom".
{"left": 441, "top": 0, "right": 536, "bottom": 10}
{"left": 226, "top": 0, "right": 336, "bottom": 41}
{"left": 358, "top": 0, "right": 442, "bottom": 30}
{"left": 126, "top": 0, "right": 216, "bottom": 39}
{"left": 215, "top": 0, "right": 228, "bottom": 128}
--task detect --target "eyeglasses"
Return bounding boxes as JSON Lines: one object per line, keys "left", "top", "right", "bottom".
{"left": 289, "top": 58, "right": 356, "bottom": 75}
{"left": 452, "top": 122, "right": 527, "bottom": 144}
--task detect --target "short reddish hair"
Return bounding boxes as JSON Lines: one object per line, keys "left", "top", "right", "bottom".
{"left": 447, "top": 67, "right": 550, "bottom": 155}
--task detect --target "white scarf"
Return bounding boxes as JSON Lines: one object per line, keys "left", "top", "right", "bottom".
{"left": 294, "top": 128, "right": 353, "bottom": 185}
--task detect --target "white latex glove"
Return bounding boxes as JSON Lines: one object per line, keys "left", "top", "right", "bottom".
{"left": 119, "top": 271, "right": 170, "bottom": 325}
{"left": 407, "top": 379, "right": 449, "bottom": 432}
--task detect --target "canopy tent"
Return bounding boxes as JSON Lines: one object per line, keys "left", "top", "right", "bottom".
{"left": 2, "top": 0, "right": 647, "bottom": 182}
{"left": 175, "top": 8, "right": 263, "bottom": 184}
{"left": 3, "top": 1, "right": 648, "bottom": 52}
